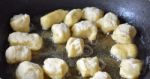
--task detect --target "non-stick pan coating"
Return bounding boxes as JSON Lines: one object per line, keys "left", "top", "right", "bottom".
{"left": 0, "top": 0, "right": 150, "bottom": 79}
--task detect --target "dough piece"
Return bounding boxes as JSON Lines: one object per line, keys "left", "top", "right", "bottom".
{"left": 43, "top": 58, "right": 69, "bottom": 79}
{"left": 40, "top": 9, "right": 68, "bottom": 30}
{"left": 97, "top": 12, "right": 119, "bottom": 33}
{"left": 64, "top": 9, "right": 83, "bottom": 27}
{"left": 110, "top": 44, "right": 137, "bottom": 60}
{"left": 5, "top": 46, "right": 31, "bottom": 64}
{"left": 120, "top": 58, "right": 142, "bottom": 79}
{"left": 82, "top": 7, "right": 104, "bottom": 22}
{"left": 16, "top": 61, "right": 44, "bottom": 79}
{"left": 51, "top": 23, "right": 71, "bottom": 43}
{"left": 72, "top": 21, "right": 97, "bottom": 41}
{"left": 76, "top": 57, "right": 100, "bottom": 77}
{"left": 10, "top": 14, "right": 30, "bottom": 32}
{"left": 111, "top": 23, "right": 137, "bottom": 44}
{"left": 8, "top": 32, "right": 43, "bottom": 51}
{"left": 66, "top": 37, "right": 84, "bottom": 58}
{"left": 90, "top": 71, "right": 112, "bottom": 79}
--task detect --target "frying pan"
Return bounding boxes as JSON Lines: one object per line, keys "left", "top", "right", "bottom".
{"left": 0, "top": 0, "right": 150, "bottom": 79}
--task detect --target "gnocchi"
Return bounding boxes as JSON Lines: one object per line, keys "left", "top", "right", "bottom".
{"left": 97, "top": 12, "right": 119, "bottom": 34}
{"left": 120, "top": 58, "right": 142, "bottom": 79}
{"left": 51, "top": 23, "right": 71, "bottom": 44}
{"left": 90, "top": 71, "right": 112, "bottom": 79}
{"left": 16, "top": 61, "right": 44, "bottom": 79}
{"left": 66, "top": 37, "right": 84, "bottom": 58}
{"left": 72, "top": 21, "right": 97, "bottom": 41}
{"left": 82, "top": 7, "right": 104, "bottom": 22}
{"left": 64, "top": 9, "right": 83, "bottom": 27}
{"left": 110, "top": 44, "right": 137, "bottom": 60}
{"left": 10, "top": 14, "right": 30, "bottom": 32}
{"left": 111, "top": 23, "right": 137, "bottom": 44}
{"left": 5, "top": 46, "right": 31, "bottom": 64}
{"left": 76, "top": 57, "right": 100, "bottom": 77}
{"left": 8, "top": 32, "right": 43, "bottom": 51}
{"left": 43, "top": 58, "right": 69, "bottom": 79}
{"left": 5, "top": 7, "right": 143, "bottom": 79}
{"left": 40, "top": 9, "right": 68, "bottom": 30}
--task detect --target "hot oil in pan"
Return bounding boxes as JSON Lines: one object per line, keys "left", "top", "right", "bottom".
{"left": 5, "top": 16, "right": 123, "bottom": 79}
{"left": 31, "top": 28, "right": 121, "bottom": 79}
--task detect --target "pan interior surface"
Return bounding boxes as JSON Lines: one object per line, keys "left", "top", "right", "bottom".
{"left": 0, "top": 0, "right": 150, "bottom": 79}
{"left": 5, "top": 18, "right": 119, "bottom": 79}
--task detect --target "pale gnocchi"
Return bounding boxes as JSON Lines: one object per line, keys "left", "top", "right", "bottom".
{"left": 72, "top": 21, "right": 97, "bottom": 41}
{"left": 111, "top": 23, "right": 137, "bottom": 44}
{"left": 5, "top": 46, "right": 31, "bottom": 64}
{"left": 51, "top": 23, "right": 71, "bottom": 44}
{"left": 40, "top": 9, "right": 68, "bottom": 30}
{"left": 16, "top": 61, "right": 44, "bottom": 79}
{"left": 8, "top": 32, "right": 43, "bottom": 51}
{"left": 43, "top": 58, "right": 69, "bottom": 79}
{"left": 110, "top": 44, "right": 137, "bottom": 60}
{"left": 66, "top": 37, "right": 84, "bottom": 58}
{"left": 97, "top": 12, "right": 119, "bottom": 34}
{"left": 10, "top": 14, "right": 30, "bottom": 32}
{"left": 76, "top": 57, "right": 100, "bottom": 77}
{"left": 64, "top": 9, "right": 83, "bottom": 27}
{"left": 82, "top": 7, "right": 104, "bottom": 22}
{"left": 90, "top": 71, "right": 112, "bottom": 79}
{"left": 120, "top": 58, "right": 142, "bottom": 79}
{"left": 5, "top": 7, "right": 143, "bottom": 79}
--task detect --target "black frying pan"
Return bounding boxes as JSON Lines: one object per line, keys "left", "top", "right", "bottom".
{"left": 0, "top": 0, "right": 150, "bottom": 79}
